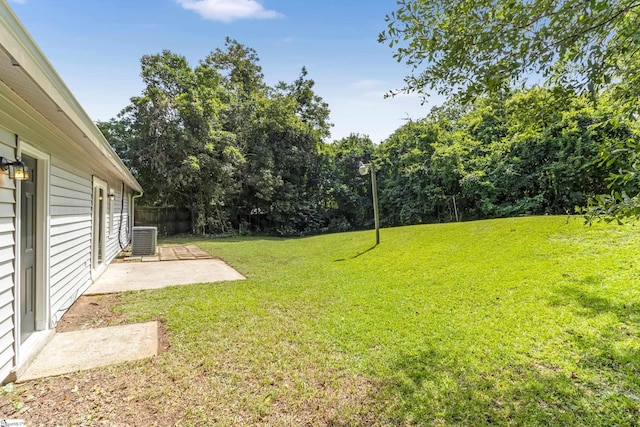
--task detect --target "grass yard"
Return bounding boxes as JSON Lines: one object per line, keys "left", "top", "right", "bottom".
{"left": 5, "top": 216, "right": 640, "bottom": 425}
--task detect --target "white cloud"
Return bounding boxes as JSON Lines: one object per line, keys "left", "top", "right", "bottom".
{"left": 352, "top": 79, "right": 385, "bottom": 89}
{"left": 352, "top": 82, "right": 419, "bottom": 99}
{"left": 361, "top": 90, "right": 388, "bottom": 99}
{"left": 389, "top": 90, "right": 419, "bottom": 99}
{"left": 176, "top": 0, "right": 282, "bottom": 22}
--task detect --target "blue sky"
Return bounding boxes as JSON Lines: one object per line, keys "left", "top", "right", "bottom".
{"left": 7, "top": 0, "right": 443, "bottom": 143}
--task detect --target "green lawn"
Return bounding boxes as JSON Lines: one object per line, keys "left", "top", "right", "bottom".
{"left": 115, "top": 216, "right": 640, "bottom": 425}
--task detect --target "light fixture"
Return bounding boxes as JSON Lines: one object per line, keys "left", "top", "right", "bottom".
{"left": 358, "top": 161, "right": 369, "bottom": 176}
{"left": 109, "top": 189, "right": 115, "bottom": 201}
{"left": 357, "top": 161, "right": 380, "bottom": 245}
{"left": 0, "top": 157, "right": 29, "bottom": 181}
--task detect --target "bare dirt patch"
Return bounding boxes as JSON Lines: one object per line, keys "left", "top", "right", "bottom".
{"left": 1, "top": 296, "right": 380, "bottom": 425}
{"left": 0, "top": 294, "right": 173, "bottom": 425}
{"left": 54, "top": 294, "right": 171, "bottom": 354}
{"left": 1, "top": 356, "right": 382, "bottom": 426}
{"left": 55, "top": 294, "right": 125, "bottom": 332}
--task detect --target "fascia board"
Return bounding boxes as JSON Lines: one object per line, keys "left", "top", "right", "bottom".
{"left": 0, "top": 1, "right": 142, "bottom": 193}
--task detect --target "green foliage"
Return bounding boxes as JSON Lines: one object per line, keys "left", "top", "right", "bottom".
{"left": 102, "top": 40, "right": 333, "bottom": 236}
{"left": 115, "top": 216, "right": 640, "bottom": 424}
{"left": 372, "top": 88, "right": 628, "bottom": 225}
{"left": 100, "top": 38, "right": 638, "bottom": 235}
{"left": 380, "top": 0, "right": 640, "bottom": 109}
{"left": 232, "top": 93, "right": 326, "bottom": 235}
{"left": 376, "top": 119, "right": 449, "bottom": 224}
{"left": 321, "top": 133, "right": 376, "bottom": 230}
{"left": 276, "top": 66, "right": 332, "bottom": 140}
{"left": 1, "top": 382, "right": 32, "bottom": 411}
{"left": 580, "top": 114, "right": 640, "bottom": 222}
{"left": 380, "top": 0, "right": 640, "bottom": 219}
{"left": 99, "top": 50, "right": 239, "bottom": 234}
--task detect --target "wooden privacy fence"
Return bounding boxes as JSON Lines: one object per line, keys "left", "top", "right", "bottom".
{"left": 134, "top": 206, "right": 191, "bottom": 235}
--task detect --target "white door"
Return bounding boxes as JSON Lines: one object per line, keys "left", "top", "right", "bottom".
{"left": 92, "top": 178, "right": 107, "bottom": 270}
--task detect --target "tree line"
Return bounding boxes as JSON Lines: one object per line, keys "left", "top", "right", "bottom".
{"left": 99, "top": 38, "right": 639, "bottom": 236}
{"left": 381, "top": 0, "right": 640, "bottom": 221}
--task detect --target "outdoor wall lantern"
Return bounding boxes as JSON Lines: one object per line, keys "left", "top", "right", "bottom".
{"left": 0, "top": 157, "right": 29, "bottom": 181}
{"left": 358, "top": 161, "right": 380, "bottom": 245}
{"left": 109, "top": 189, "right": 115, "bottom": 201}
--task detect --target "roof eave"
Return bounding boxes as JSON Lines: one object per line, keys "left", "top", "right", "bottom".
{"left": 0, "top": 1, "right": 142, "bottom": 193}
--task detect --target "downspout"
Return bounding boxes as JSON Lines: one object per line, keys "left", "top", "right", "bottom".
{"left": 131, "top": 190, "right": 144, "bottom": 245}
{"left": 117, "top": 182, "right": 131, "bottom": 251}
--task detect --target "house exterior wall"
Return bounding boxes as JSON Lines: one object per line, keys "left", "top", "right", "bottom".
{"left": 0, "top": 126, "right": 17, "bottom": 380}
{"left": 106, "top": 184, "right": 131, "bottom": 264}
{"left": 48, "top": 167, "right": 132, "bottom": 326}
{"left": 0, "top": 0, "right": 142, "bottom": 383}
{"left": 48, "top": 166, "right": 93, "bottom": 326}
{"left": 0, "top": 110, "right": 135, "bottom": 382}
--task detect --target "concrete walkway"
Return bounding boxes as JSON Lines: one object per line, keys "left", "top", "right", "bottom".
{"left": 20, "top": 322, "right": 158, "bottom": 382}
{"left": 17, "top": 245, "right": 245, "bottom": 382}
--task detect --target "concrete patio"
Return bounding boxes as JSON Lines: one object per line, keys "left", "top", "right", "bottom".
{"left": 87, "top": 258, "right": 245, "bottom": 294}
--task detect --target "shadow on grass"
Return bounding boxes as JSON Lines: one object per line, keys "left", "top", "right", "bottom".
{"left": 374, "top": 342, "right": 640, "bottom": 426}
{"left": 552, "top": 283, "right": 640, "bottom": 321}
{"left": 372, "top": 285, "right": 640, "bottom": 426}
{"left": 334, "top": 245, "right": 378, "bottom": 262}
{"left": 551, "top": 284, "right": 640, "bottom": 390}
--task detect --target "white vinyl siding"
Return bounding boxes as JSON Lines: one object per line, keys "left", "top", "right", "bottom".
{"left": 105, "top": 185, "right": 131, "bottom": 261}
{"left": 49, "top": 165, "right": 92, "bottom": 326}
{"left": 0, "top": 128, "right": 16, "bottom": 381}
{"left": 42, "top": 169, "right": 133, "bottom": 328}
{"left": 0, "top": 7, "right": 142, "bottom": 380}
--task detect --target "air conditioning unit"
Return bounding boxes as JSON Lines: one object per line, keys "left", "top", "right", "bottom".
{"left": 131, "top": 226, "right": 157, "bottom": 256}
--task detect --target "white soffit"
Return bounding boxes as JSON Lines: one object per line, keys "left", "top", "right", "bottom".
{"left": 0, "top": 1, "right": 142, "bottom": 193}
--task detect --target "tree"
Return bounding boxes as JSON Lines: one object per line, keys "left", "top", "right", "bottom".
{"left": 375, "top": 119, "right": 448, "bottom": 225}
{"left": 322, "top": 134, "right": 376, "bottom": 230}
{"left": 101, "top": 50, "right": 241, "bottom": 234}
{"left": 100, "top": 40, "right": 338, "bottom": 236}
{"left": 201, "top": 40, "right": 331, "bottom": 235}
{"left": 276, "top": 67, "right": 332, "bottom": 140}
{"left": 202, "top": 37, "right": 266, "bottom": 101}
{"left": 372, "top": 87, "right": 628, "bottom": 222}
{"left": 233, "top": 92, "right": 327, "bottom": 235}
{"left": 380, "top": 0, "right": 640, "bottom": 110}
{"left": 380, "top": 0, "right": 640, "bottom": 219}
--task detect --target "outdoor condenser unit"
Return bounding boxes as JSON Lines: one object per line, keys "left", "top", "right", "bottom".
{"left": 131, "top": 226, "right": 157, "bottom": 256}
